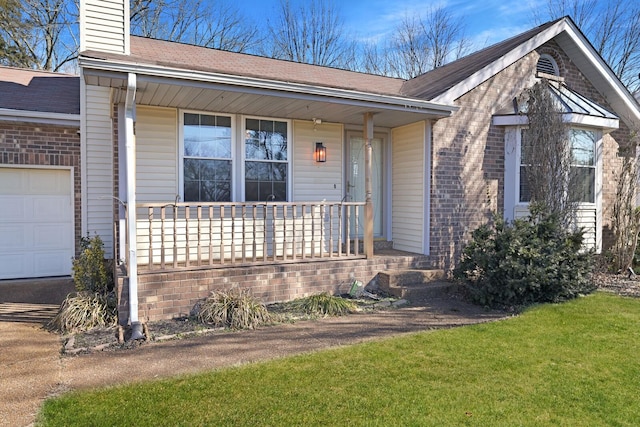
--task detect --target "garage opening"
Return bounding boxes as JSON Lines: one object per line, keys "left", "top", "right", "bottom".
{"left": 0, "top": 167, "right": 74, "bottom": 279}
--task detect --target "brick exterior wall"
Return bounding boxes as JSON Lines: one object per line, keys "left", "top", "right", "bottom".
{"left": 0, "top": 121, "right": 82, "bottom": 256}
{"left": 430, "top": 40, "right": 630, "bottom": 269}
{"left": 117, "top": 254, "right": 432, "bottom": 323}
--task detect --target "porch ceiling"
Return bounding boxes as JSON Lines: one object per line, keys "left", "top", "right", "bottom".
{"left": 82, "top": 69, "right": 456, "bottom": 128}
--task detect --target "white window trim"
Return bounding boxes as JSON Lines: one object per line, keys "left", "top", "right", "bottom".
{"left": 513, "top": 126, "right": 600, "bottom": 208}
{"left": 178, "top": 110, "right": 236, "bottom": 202}
{"left": 240, "top": 115, "right": 292, "bottom": 202}
{"left": 504, "top": 125, "right": 603, "bottom": 252}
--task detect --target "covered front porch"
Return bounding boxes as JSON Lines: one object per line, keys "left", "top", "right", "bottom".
{"left": 80, "top": 53, "right": 456, "bottom": 323}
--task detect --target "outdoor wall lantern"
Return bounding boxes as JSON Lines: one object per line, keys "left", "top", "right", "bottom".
{"left": 314, "top": 142, "right": 327, "bottom": 163}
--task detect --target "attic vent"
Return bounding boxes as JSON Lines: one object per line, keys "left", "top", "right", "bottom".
{"left": 537, "top": 54, "right": 559, "bottom": 76}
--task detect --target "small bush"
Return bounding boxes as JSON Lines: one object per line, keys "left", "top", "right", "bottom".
{"left": 48, "top": 291, "right": 117, "bottom": 333}
{"left": 193, "top": 289, "right": 270, "bottom": 329}
{"left": 454, "top": 205, "right": 595, "bottom": 308}
{"left": 72, "top": 234, "right": 113, "bottom": 295}
{"left": 294, "top": 292, "right": 357, "bottom": 316}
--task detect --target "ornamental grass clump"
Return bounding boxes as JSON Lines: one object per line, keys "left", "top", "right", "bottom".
{"left": 48, "top": 291, "right": 117, "bottom": 333}
{"left": 48, "top": 234, "right": 116, "bottom": 333}
{"left": 193, "top": 289, "right": 270, "bottom": 330}
{"left": 294, "top": 292, "right": 357, "bottom": 316}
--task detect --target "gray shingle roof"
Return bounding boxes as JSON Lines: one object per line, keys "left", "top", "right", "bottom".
{"left": 0, "top": 66, "right": 79, "bottom": 115}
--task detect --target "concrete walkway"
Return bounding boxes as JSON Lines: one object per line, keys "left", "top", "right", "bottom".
{"left": 0, "top": 278, "right": 74, "bottom": 427}
{"left": 0, "top": 279, "right": 509, "bottom": 427}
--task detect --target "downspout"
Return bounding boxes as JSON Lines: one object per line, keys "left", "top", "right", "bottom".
{"left": 124, "top": 73, "right": 144, "bottom": 340}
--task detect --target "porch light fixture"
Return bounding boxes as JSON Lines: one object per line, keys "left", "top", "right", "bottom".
{"left": 314, "top": 142, "right": 326, "bottom": 163}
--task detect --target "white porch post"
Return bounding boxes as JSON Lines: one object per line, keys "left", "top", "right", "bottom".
{"left": 124, "top": 73, "right": 140, "bottom": 326}
{"left": 363, "top": 112, "right": 374, "bottom": 258}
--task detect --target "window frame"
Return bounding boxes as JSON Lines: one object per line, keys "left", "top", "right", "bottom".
{"left": 241, "top": 115, "right": 292, "bottom": 202}
{"left": 569, "top": 127, "right": 597, "bottom": 204}
{"left": 178, "top": 110, "right": 235, "bottom": 202}
{"left": 515, "top": 126, "right": 599, "bottom": 207}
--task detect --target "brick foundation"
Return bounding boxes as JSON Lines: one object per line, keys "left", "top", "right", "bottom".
{"left": 117, "top": 253, "right": 432, "bottom": 324}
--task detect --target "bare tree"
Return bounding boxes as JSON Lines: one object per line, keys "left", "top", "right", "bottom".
{"left": 360, "top": 6, "right": 470, "bottom": 79}
{"left": 0, "top": 0, "right": 36, "bottom": 68}
{"left": 520, "top": 79, "right": 576, "bottom": 226}
{"left": 263, "top": 0, "right": 356, "bottom": 68}
{"left": 533, "top": 0, "right": 640, "bottom": 92}
{"left": 611, "top": 138, "right": 640, "bottom": 272}
{"left": 130, "top": 0, "right": 258, "bottom": 52}
{"left": 0, "top": 0, "right": 77, "bottom": 71}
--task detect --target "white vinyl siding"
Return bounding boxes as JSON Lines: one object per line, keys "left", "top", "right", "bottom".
{"left": 136, "top": 106, "right": 178, "bottom": 202}
{"left": 514, "top": 205, "right": 597, "bottom": 249}
{"left": 392, "top": 122, "right": 426, "bottom": 254}
{"left": 81, "top": 0, "right": 128, "bottom": 54}
{"left": 84, "top": 84, "right": 114, "bottom": 256}
{"left": 292, "top": 120, "right": 343, "bottom": 202}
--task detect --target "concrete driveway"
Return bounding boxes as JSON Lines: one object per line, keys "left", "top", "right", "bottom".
{"left": 0, "top": 277, "right": 74, "bottom": 427}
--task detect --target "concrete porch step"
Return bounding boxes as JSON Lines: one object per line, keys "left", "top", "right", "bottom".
{"left": 377, "top": 269, "right": 458, "bottom": 300}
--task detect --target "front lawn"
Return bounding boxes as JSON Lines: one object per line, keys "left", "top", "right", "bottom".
{"left": 38, "top": 292, "right": 640, "bottom": 426}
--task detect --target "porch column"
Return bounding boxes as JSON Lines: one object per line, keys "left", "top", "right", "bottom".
{"left": 363, "top": 112, "right": 374, "bottom": 258}
{"left": 124, "top": 73, "right": 140, "bottom": 327}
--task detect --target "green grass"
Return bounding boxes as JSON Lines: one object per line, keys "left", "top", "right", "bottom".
{"left": 38, "top": 292, "right": 640, "bottom": 426}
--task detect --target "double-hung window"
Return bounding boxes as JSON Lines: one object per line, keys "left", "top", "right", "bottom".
{"left": 182, "top": 113, "right": 232, "bottom": 202}
{"left": 569, "top": 129, "right": 596, "bottom": 203}
{"left": 517, "top": 127, "right": 596, "bottom": 204}
{"left": 244, "top": 118, "right": 288, "bottom": 201}
{"left": 519, "top": 129, "right": 532, "bottom": 203}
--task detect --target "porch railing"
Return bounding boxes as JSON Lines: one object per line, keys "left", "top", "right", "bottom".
{"left": 127, "top": 201, "right": 365, "bottom": 271}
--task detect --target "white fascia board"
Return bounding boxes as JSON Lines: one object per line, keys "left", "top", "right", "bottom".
{"left": 563, "top": 113, "right": 618, "bottom": 130}
{"left": 492, "top": 115, "right": 528, "bottom": 126}
{"left": 492, "top": 113, "right": 618, "bottom": 130}
{"left": 0, "top": 108, "right": 80, "bottom": 126}
{"left": 79, "top": 58, "right": 459, "bottom": 117}
{"left": 433, "top": 20, "right": 567, "bottom": 104}
{"left": 562, "top": 24, "right": 640, "bottom": 126}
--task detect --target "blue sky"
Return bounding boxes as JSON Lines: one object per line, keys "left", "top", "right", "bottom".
{"left": 245, "top": 0, "right": 545, "bottom": 50}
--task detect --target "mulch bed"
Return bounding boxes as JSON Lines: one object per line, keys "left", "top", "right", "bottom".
{"left": 61, "top": 296, "right": 405, "bottom": 355}
{"left": 59, "top": 274, "right": 640, "bottom": 355}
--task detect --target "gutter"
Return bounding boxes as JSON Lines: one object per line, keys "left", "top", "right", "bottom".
{"left": 79, "top": 57, "right": 459, "bottom": 118}
{"left": 0, "top": 108, "right": 80, "bottom": 127}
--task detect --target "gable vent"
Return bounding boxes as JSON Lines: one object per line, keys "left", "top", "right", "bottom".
{"left": 537, "top": 54, "right": 559, "bottom": 76}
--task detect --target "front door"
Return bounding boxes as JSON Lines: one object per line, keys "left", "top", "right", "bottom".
{"left": 347, "top": 134, "right": 383, "bottom": 238}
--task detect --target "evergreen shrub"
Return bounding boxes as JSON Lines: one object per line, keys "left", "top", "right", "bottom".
{"left": 454, "top": 205, "right": 595, "bottom": 307}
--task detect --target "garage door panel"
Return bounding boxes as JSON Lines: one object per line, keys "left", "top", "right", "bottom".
{"left": 33, "top": 224, "right": 73, "bottom": 249}
{"left": 0, "top": 226, "right": 27, "bottom": 249}
{"left": 32, "top": 196, "right": 72, "bottom": 222}
{"left": 34, "top": 252, "right": 72, "bottom": 276}
{"left": 0, "top": 167, "right": 74, "bottom": 279}
{"left": 0, "top": 196, "right": 27, "bottom": 220}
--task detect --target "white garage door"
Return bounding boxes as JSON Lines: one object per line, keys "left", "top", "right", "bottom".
{"left": 0, "top": 168, "right": 74, "bottom": 279}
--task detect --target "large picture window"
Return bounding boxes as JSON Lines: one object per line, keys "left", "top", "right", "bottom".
{"left": 183, "top": 113, "right": 232, "bottom": 202}
{"left": 244, "top": 118, "right": 288, "bottom": 201}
